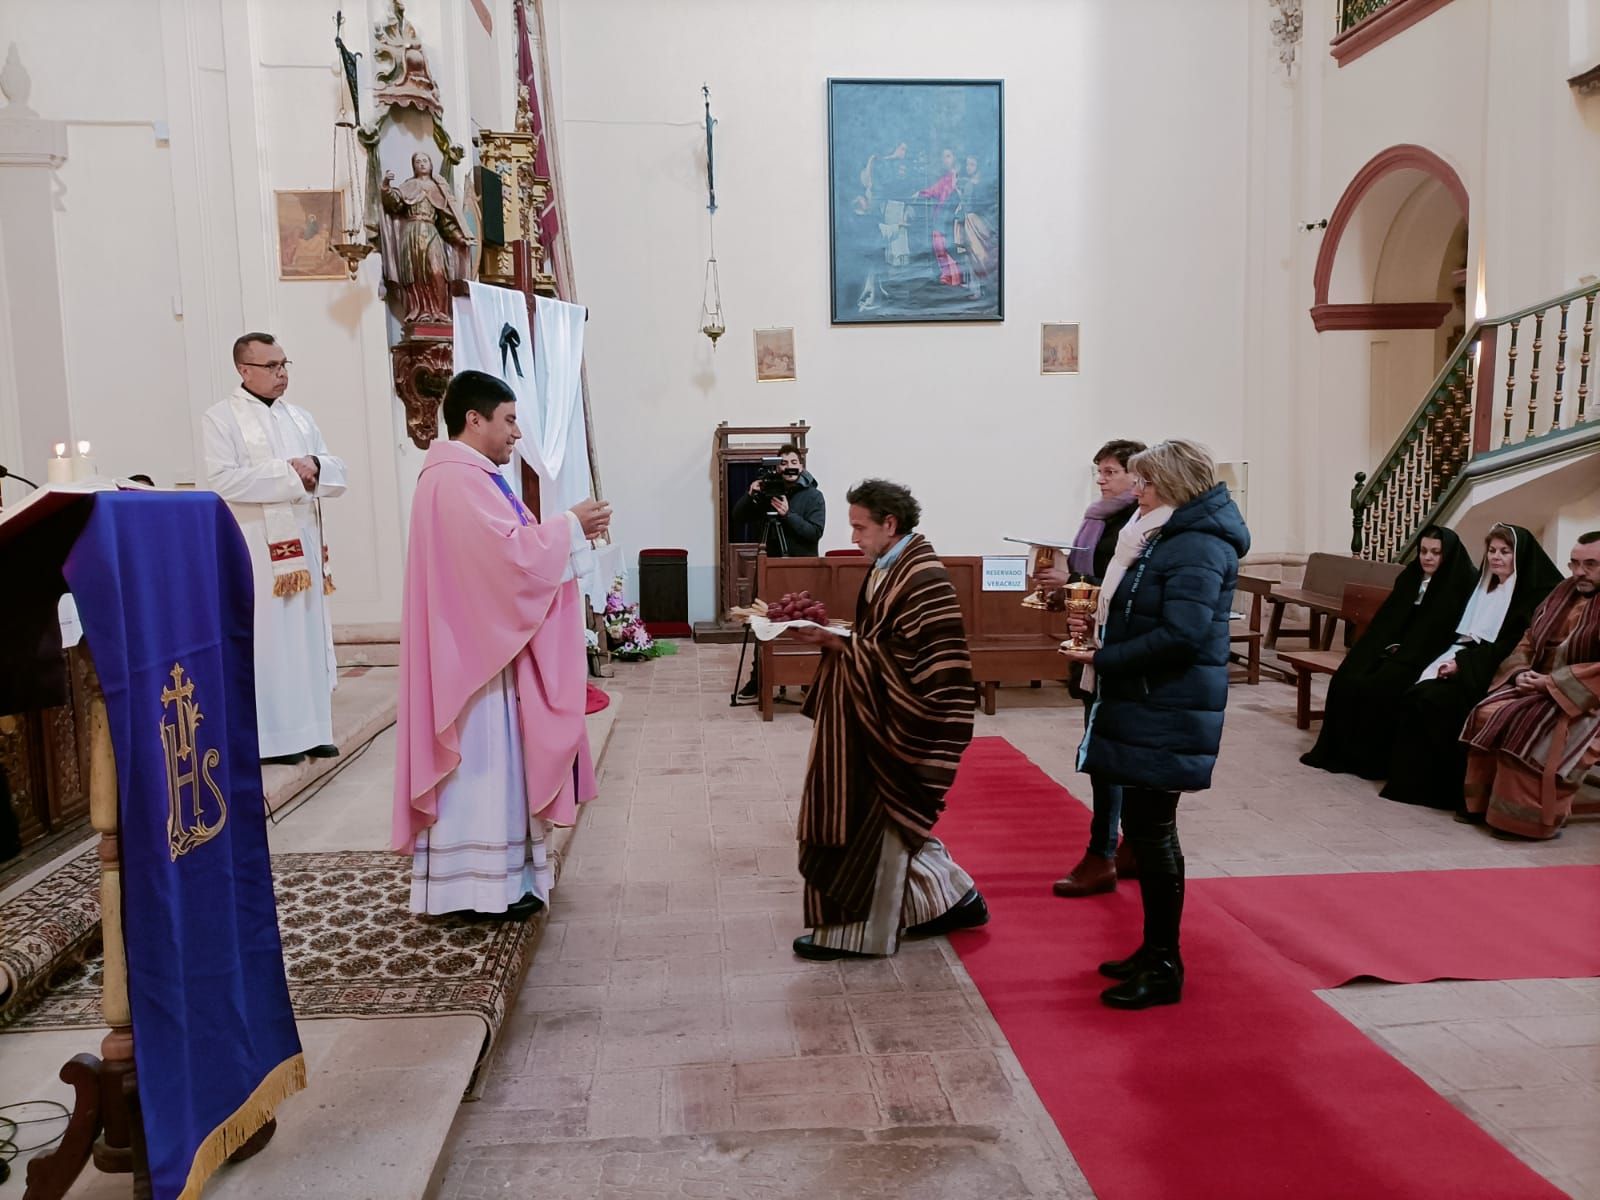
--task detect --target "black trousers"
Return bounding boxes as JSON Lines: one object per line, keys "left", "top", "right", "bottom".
{"left": 1120, "top": 787, "right": 1184, "bottom": 956}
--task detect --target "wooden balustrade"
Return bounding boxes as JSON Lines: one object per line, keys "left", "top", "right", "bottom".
{"left": 1351, "top": 280, "right": 1600, "bottom": 561}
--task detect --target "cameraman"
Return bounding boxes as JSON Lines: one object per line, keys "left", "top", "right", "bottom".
{"left": 731, "top": 443, "right": 825, "bottom": 558}
{"left": 731, "top": 444, "right": 825, "bottom": 701}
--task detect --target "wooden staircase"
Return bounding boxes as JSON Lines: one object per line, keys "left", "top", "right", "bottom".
{"left": 1352, "top": 280, "right": 1600, "bottom": 559}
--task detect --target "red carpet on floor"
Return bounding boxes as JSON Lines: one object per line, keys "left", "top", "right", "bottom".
{"left": 1201, "top": 864, "right": 1600, "bottom": 989}
{"left": 937, "top": 737, "right": 1574, "bottom": 1200}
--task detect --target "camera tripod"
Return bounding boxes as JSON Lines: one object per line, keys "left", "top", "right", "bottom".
{"left": 729, "top": 510, "right": 797, "bottom": 708}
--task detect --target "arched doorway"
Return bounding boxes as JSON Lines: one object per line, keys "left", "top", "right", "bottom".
{"left": 1311, "top": 145, "right": 1470, "bottom": 465}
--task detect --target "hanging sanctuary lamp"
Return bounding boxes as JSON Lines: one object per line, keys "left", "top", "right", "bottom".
{"left": 699, "top": 84, "right": 725, "bottom": 348}
{"left": 329, "top": 11, "right": 374, "bottom": 278}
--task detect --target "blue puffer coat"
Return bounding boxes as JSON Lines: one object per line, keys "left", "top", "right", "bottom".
{"left": 1078, "top": 482, "right": 1251, "bottom": 792}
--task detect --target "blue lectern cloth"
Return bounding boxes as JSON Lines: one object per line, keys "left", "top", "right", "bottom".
{"left": 62, "top": 492, "right": 304, "bottom": 1200}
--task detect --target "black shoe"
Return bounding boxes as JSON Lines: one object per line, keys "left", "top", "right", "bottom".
{"left": 305, "top": 744, "right": 341, "bottom": 759}
{"left": 905, "top": 889, "right": 989, "bottom": 938}
{"left": 1098, "top": 944, "right": 1155, "bottom": 980}
{"left": 793, "top": 933, "right": 873, "bottom": 961}
{"left": 261, "top": 753, "right": 307, "bottom": 766}
{"left": 738, "top": 677, "right": 759, "bottom": 699}
{"left": 1452, "top": 809, "right": 1485, "bottom": 825}
{"left": 504, "top": 894, "right": 545, "bottom": 920}
{"left": 1101, "top": 955, "right": 1184, "bottom": 1009}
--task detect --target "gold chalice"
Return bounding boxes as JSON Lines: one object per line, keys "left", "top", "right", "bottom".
{"left": 1060, "top": 580, "right": 1101, "bottom": 651}
{"left": 1022, "top": 543, "right": 1067, "bottom": 611}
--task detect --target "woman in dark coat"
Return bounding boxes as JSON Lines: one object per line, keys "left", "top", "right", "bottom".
{"left": 1381, "top": 523, "right": 1562, "bottom": 811}
{"left": 1035, "top": 439, "right": 1146, "bottom": 898}
{"left": 1061, "top": 440, "right": 1250, "bottom": 1010}
{"left": 1300, "top": 525, "right": 1478, "bottom": 779}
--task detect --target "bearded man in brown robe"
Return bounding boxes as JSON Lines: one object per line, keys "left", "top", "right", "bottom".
{"left": 1460, "top": 532, "right": 1600, "bottom": 839}
{"left": 788, "top": 479, "right": 987, "bottom": 959}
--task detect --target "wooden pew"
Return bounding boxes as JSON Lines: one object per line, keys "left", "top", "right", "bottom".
{"left": 1265, "top": 553, "right": 1403, "bottom": 650}
{"left": 1277, "top": 582, "right": 1392, "bottom": 730}
{"left": 753, "top": 554, "right": 1070, "bottom": 720}
{"left": 1230, "top": 574, "right": 1273, "bottom": 685}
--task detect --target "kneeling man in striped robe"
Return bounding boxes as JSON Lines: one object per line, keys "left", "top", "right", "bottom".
{"left": 789, "top": 478, "right": 987, "bottom": 959}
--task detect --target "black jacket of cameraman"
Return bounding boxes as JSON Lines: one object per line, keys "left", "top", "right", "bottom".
{"left": 731, "top": 470, "right": 826, "bottom": 557}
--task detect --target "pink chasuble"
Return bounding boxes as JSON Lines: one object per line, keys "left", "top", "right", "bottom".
{"left": 392, "top": 439, "right": 597, "bottom": 852}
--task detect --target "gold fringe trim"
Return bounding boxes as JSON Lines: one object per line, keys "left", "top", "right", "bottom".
{"left": 272, "top": 569, "right": 313, "bottom": 598}
{"left": 322, "top": 572, "right": 336, "bottom": 596}
{"left": 176, "top": 1052, "right": 308, "bottom": 1200}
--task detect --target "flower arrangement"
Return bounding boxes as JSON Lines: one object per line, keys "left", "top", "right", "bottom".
{"left": 602, "top": 576, "right": 676, "bottom": 661}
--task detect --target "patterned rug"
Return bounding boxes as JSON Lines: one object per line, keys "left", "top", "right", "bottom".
{"left": 0, "top": 851, "right": 539, "bottom": 1069}
{"left": 0, "top": 847, "right": 100, "bottom": 1021}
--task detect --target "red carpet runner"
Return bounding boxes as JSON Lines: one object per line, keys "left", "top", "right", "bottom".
{"left": 937, "top": 738, "right": 1588, "bottom": 1200}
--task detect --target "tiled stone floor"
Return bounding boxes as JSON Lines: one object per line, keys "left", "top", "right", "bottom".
{"left": 434, "top": 643, "right": 1600, "bottom": 1200}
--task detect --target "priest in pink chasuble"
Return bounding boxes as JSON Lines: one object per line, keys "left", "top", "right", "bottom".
{"left": 202, "top": 332, "right": 347, "bottom": 765}
{"left": 1461, "top": 533, "right": 1600, "bottom": 840}
{"left": 392, "top": 370, "right": 611, "bottom": 916}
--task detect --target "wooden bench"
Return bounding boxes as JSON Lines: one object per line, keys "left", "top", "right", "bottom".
{"left": 1229, "top": 574, "right": 1273, "bottom": 685}
{"left": 1277, "top": 582, "right": 1392, "bottom": 729}
{"left": 752, "top": 553, "right": 1070, "bottom": 720}
{"left": 1265, "top": 553, "right": 1403, "bottom": 650}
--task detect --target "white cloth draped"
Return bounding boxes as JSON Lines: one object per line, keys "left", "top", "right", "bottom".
{"left": 1417, "top": 567, "right": 1517, "bottom": 682}
{"left": 202, "top": 390, "right": 346, "bottom": 757}
{"left": 453, "top": 283, "right": 602, "bottom": 597}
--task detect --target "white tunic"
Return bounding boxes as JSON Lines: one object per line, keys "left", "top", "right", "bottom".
{"left": 201, "top": 389, "right": 348, "bottom": 757}
{"left": 409, "top": 666, "right": 555, "bottom": 915}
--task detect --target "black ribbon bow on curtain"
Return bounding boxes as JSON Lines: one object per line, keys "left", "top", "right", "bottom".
{"left": 499, "top": 323, "right": 524, "bottom": 379}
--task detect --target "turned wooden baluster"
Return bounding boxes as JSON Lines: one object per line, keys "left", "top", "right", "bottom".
{"left": 1525, "top": 308, "right": 1545, "bottom": 440}
{"left": 1551, "top": 301, "right": 1569, "bottom": 430}
{"left": 1578, "top": 293, "right": 1594, "bottom": 424}
{"left": 1502, "top": 318, "right": 1521, "bottom": 445}
{"left": 24, "top": 652, "right": 147, "bottom": 1200}
{"left": 1350, "top": 472, "right": 1367, "bottom": 555}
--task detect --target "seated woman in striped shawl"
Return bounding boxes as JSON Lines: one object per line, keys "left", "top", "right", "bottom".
{"left": 787, "top": 479, "right": 988, "bottom": 960}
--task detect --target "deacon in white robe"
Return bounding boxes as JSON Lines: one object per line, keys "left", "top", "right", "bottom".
{"left": 202, "top": 333, "right": 347, "bottom": 762}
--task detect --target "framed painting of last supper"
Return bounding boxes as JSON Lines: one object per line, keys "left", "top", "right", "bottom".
{"left": 827, "top": 78, "right": 1004, "bottom": 325}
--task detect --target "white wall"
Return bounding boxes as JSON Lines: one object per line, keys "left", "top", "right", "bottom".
{"left": 551, "top": 0, "right": 1254, "bottom": 620}
{"left": 1298, "top": 0, "right": 1600, "bottom": 554}
{"left": 0, "top": 0, "right": 493, "bottom": 623}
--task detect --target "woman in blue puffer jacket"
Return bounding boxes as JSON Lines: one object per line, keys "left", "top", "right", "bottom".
{"left": 1060, "top": 439, "right": 1250, "bottom": 1010}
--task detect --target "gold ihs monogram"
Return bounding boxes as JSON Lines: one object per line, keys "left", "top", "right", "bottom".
{"left": 160, "top": 664, "right": 228, "bottom": 860}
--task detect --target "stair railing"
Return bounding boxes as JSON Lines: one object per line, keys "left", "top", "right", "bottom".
{"left": 1352, "top": 279, "right": 1599, "bottom": 560}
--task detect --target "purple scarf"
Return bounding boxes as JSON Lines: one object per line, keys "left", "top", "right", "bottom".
{"left": 1068, "top": 492, "right": 1137, "bottom": 577}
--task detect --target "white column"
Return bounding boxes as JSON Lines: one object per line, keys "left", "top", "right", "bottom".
{"left": 0, "top": 100, "right": 72, "bottom": 484}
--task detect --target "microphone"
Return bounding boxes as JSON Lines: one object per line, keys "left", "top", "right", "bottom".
{"left": 0, "top": 464, "right": 39, "bottom": 488}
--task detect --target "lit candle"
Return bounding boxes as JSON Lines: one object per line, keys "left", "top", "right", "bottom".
{"left": 73, "top": 440, "right": 94, "bottom": 482}
{"left": 47, "top": 442, "right": 74, "bottom": 485}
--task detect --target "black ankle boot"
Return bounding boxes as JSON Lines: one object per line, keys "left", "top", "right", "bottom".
{"left": 1101, "top": 955, "right": 1184, "bottom": 1009}
{"left": 1098, "top": 945, "right": 1154, "bottom": 980}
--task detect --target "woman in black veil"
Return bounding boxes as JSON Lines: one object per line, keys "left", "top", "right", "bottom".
{"left": 1300, "top": 525, "right": 1477, "bottom": 779}
{"left": 1381, "top": 523, "right": 1563, "bottom": 811}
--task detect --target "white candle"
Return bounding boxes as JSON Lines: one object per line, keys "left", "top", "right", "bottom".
{"left": 73, "top": 440, "right": 93, "bottom": 482}
{"left": 47, "top": 442, "right": 73, "bottom": 485}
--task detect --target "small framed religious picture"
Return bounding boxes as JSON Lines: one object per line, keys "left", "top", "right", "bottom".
{"left": 275, "top": 190, "right": 346, "bottom": 281}
{"left": 1040, "top": 322, "right": 1081, "bottom": 375}
{"left": 754, "top": 327, "right": 797, "bottom": 382}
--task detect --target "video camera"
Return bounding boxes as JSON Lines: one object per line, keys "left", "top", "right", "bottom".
{"left": 751, "top": 458, "right": 801, "bottom": 502}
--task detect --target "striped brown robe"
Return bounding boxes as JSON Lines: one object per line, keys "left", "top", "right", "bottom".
{"left": 798, "top": 534, "right": 974, "bottom": 927}
{"left": 1462, "top": 581, "right": 1600, "bottom": 837}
